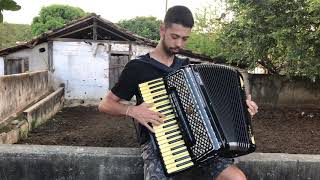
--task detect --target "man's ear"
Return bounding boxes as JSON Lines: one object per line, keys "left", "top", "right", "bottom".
{"left": 160, "top": 23, "right": 166, "bottom": 38}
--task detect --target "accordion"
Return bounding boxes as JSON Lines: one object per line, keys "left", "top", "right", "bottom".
{"left": 138, "top": 64, "right": 256, "bottom": 175}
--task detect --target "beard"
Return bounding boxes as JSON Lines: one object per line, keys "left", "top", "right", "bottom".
{"left": 161, "top": 36, "right": 181, "bottom": 56}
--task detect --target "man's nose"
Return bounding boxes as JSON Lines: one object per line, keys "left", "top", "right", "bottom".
{"left": 175, "top": 39, "right": 183, "bottom": 48}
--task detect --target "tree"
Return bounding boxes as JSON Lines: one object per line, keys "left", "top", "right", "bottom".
{"left": 0, "top": 23, "right": 32, "bottom": 49}
{"left": 31, "top": 4, "right": 86, "bottom": 36}
{"left": 185, "top": 4, "right": 226, "bottom": 60}
{"left": 0, "top": 0, "right": 21, "bottom": 23}
{"left": 117, "top": 16, "right": 161, "bottom": 41}
{"left": 218, "top": 0, "right": 320, "bottom": 80}
{"left": 186, "top": 0, "right": 320, "bottom": 80}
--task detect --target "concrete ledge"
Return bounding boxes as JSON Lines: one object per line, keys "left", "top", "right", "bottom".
{"left": 0, "top": 88, "right": 64, "bottom": 145}
{"left": 0, "top": 145, "right": 143, "bottom": 180}
{"left": 0, "top": 70, "right": 50, "bottom": 126}
{"left": 24, "top": 87, "right": 64, "bottom": 131}
{"left": 0, "top": 145, "right": 319, "bottom": 180}
{"left": 237, "top": 153, "right": 320, "bottom": 180}
{"left": 0, "top": 120, "right": 29, "bottom": 144}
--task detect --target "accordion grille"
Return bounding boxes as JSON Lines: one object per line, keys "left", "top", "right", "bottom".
{"left": 194, "top": 64, "right": 250, "bottom": 151}
{"left": 166, "top": 71, "right": 214, "bottom": 159}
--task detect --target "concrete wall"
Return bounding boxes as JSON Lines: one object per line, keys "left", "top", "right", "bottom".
{"left": 0, "top": 145, "right": 319, "bottom": 180}
{"left": 4, "top": 40, "right": 318, "bottom": 108}
{"left": 0, "top": 57, "right": 4, "bottom": 75}
{"left": 52, "top": 41, "right": 109, "bottom": 103}
{"left": 131, "top": 44, "right": 153, "bottom": 58}
{"left": 250, "top": 74, "right": 320, "bottom": 107}
{"left": 52, "top": 41, "right": 153, "bottom": 106}
{"left": 0, "top": 88, "right": 64, "bottom": 144}
{"left": 130, "top": 44, "right": 203, "bottom": 62}
{"left": 238, "top": 153, "right": 320, "bottom": 180}
{"left": 0, "top": 145, "right": 144, "bottom": 180}
{"left": 5, "top": 43, "right": 49, "bottom": 72}
{"left": 0, "top": 71, "right": 50, "bottom": 125}
{"left": 1, "top": 40, "right": 205, "bottom": 108}
{"left": 24, "top": 87, "right": 64, "bottom": 130}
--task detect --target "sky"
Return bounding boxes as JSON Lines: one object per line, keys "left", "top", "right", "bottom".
{"left": 2, "top": 0, "right": 218, "bottom": 24}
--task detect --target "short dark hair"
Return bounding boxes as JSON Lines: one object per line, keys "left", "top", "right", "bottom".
{"left": 164, "top": 5, "right": 194, "bottom": 28}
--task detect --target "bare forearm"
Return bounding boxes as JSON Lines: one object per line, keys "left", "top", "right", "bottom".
{"left": 98, "top": 91, "right": 133, "bottom": 116}
{"left": 98, "top": 91, "right": 164, "bottom": 133}
{"left": 98, "top": 99, "right": 130, "bottom": 116}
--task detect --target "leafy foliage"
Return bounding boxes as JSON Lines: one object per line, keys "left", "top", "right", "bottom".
{"left": 0, "top": 0, "right": 21, "bottom": 22}
{"left": 0, "top": 23, "right": 32, "bottom": 50}
{"left": 220, "top": 0, "right": 320, "bottom": 79}
{"left": 117, "top": 16, "right": 161, "bottom": 41}
{"left": 186, "top": 5, "right": 225, "bottom": 61}
{"left": 187, "top": 0, "right": 320, "bottom": 80}
{"left": 31, "top": 4, "right": 86, "bottom": 36}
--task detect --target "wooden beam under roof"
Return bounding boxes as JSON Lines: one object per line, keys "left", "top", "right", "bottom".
{"left": 56, "top": 25, "right": 93, "bottom": 38}
{"left": 95, "top": 18, "right": 135, "bottom": 41}
{"left": 48, "top": 16, "right": 94, "bottom": 37}
{"left": 97, "top": 25, "right": 131, "bottom": 41}
{"left": 93, "top": 18, "right": 97, "bottom": 40}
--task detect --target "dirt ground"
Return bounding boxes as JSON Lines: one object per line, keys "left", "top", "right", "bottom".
{"left": 17, "top": 106, "right": 320, "bottom": 154}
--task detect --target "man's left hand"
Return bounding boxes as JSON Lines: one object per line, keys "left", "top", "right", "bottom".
{"left": 246, "top": 95, "right": 258, "bottom": 117}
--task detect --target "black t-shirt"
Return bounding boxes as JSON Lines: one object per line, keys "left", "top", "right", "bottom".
{"left": 111, "top": 53, "right": 189, "bottom": 145}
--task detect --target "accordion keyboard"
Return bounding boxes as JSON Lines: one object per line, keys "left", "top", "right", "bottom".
{"left": 139, "top": 78, "right": 194, "bottom": 174}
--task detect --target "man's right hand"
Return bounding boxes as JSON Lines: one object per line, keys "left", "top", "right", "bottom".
{"left": 127, "top": 103, "right": 165, "bottom": 133}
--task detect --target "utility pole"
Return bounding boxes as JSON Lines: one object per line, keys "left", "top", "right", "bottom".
{"left": 165, "top": 0, "right": 168, "bottom": 13}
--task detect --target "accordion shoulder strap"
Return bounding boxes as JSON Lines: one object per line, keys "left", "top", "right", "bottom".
{"left": 135, "top": 54, "right": 188, "bottom": 74}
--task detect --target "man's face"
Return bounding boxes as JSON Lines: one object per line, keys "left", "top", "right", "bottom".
{"left": 160, "top": 23, "right": 191, "bottom": 56}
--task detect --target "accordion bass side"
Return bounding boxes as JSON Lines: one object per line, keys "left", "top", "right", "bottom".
{"left": 138, "top": 64, "right": 256, "bottom": 175}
